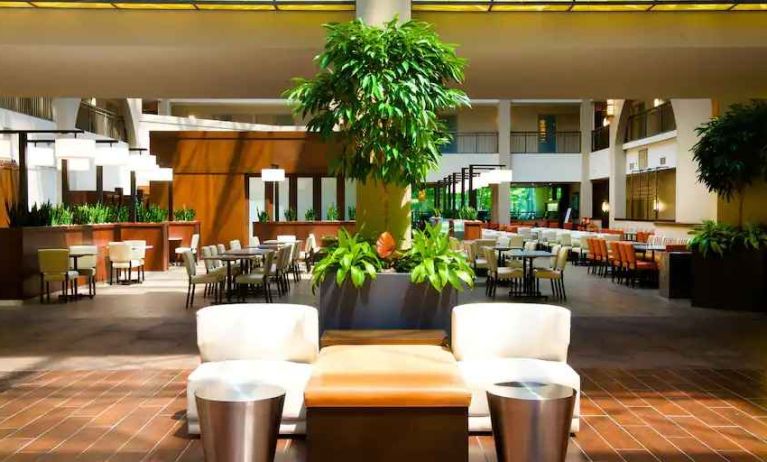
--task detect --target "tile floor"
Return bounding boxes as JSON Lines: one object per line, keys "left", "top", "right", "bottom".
{"left": 0, "top": 263, "right": 764, "bottom": 460}
{"left": 0, "top": 368, "right": 765, "bottom": 461}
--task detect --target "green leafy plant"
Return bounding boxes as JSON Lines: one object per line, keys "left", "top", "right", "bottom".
{"left": 457, "top": 206, "right": 478, "bottom": 220}
{"left": 50, "top": 204, "right": 73, "bottom": 226}
{"left": 311, "top": 228, "right": 382, "bottom": 290}
{"left": 136, "top": 203, "right": 167, "bottom": 223}
{"left": 256, "top": 208, "right": 269, "bottom": 223}
{"left": 173, "top": 206, "right": 196, "bottom": 221}
{"left": 110, "top": 205, "right": 129, "bottom": 223}
{"left": 432, "top": 207, "right": 441, "bottom": 218}
{"left": 688, "top": 220, "right": 767, "bottom": 257}
{"left": 284, "top": 207, "right": 297, "bottom": 222}
{"left": 347, "top": 205, "right": 356, "bottom": 220}
{"left": 304, "top": 208, "right": 316, "bottom": 221}
{"left": 405, "top": 222, "right": 474, "bottom": 291}
{"left": 286, "top": 18, "right": 469, "bottom": 244}
{"left": 72, "top": 203, "right": 111, "bottom": 225}
{"left": 692, "top": 100, "right": 767, "bottom": 227}
{"left": 4, "top": 201, "right": 52, "bottom": 227}
{"left": 326, "top": 204, "right": 338, "bottom": 221}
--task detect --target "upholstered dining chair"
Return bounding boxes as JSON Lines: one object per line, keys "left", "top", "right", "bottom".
{"left": 183, "top": 250, "right": 225, "bottom": 309}
{"left": 107, "top": 242, "right": 137, "bottom": 285}
{"left": 229, "top": 240, "right": 242, "bottom": 251}
{"left": 249, "top": 235, "right": 261, "bottom": 247}
{"left": 69, "top": 245, "right": 97, "bottom": 298}
{"left": 483, "top": 246, "right": 522, "bottom": 298}
{"left": 38, "top": 249, "right": 80, "bottom": 303}
{"left": 234, "top": 250, "right": 275, "bottom": 303}
{"left": 122, "top": 240, "right": 146, "bottom": 283}
{"left": 175, "top": 233, "right": 200, "bottom": 264}
{"left": 534, "top": 246, "right": 571, "bottom": 300}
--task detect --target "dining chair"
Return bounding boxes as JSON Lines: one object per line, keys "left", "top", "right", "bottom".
{"left": 290, "top": 241, "right": 302, "bottom": 282}
{"left": 69, "top": 245, "right": 97, "bottom": 297}
{"left": 38, "top": 249, "right": 79, "bottom": 303}
{"left": 122, "top": 240, "right": 146, "bottom": 283}
{"left": 229, "top": 240, "right": 242, "bottom": 251}
{"left": 608, "top": 241, "right": 623, "bottom": 283}
{"left": 301, "top": 233, "right": 317, "bottom": 272}
{"left": 175, "top": 233, "right": 200, "bottom": 264}
{"left": 234, "top": 250, "right": 275, "bottom": 303}
{"left": 483, "top": 246, "right": 522, "bottom": 298}
{"left": 182, "top": 250, "right": 225, "bottom": 309}
{"left": 533, "top": 246, "right": 570, "bottom": 300}
{"left": 107, "top": 242, "right": 135, "bottom": 285}
{"left": 249, "top": 235, "right": 261, "bottom": 247}
{"left": 277, "top": 235, "right": 297, "bottom": 243}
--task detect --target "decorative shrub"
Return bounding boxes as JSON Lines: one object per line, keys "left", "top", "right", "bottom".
{"left": 326, "top": 204, "right": 338, "bottom": 221}
{"left": 284, "top": 207, "right": 297, "bottom": 221}
{"left": 304, "top": 208, "right": 316, "bottom": 221}
{"left": 688, "top": 220, "right": 767, "bottom": 257}
{"left": 173, "top": 207, "right": 197, "bottom": 222}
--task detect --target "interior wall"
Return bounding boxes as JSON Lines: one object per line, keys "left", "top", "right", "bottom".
{"left": 456, "top": 106, "right": 497, "bottom": 132}
{"left": 717, "top": 179, "right": 767, "bottom": 226}
{"left": 0, "top": 166, "right": 18, "bottom": 227}
{"left": 150, "top": 131, "right": 336, "bottom": 246}
{"left": 510, "top": 105, "right": 581, "bottom": 131}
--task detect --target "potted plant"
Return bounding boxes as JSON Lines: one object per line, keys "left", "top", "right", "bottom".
{"left": 687, "top": 221, "right": 767, "bottom": 311}
{"left": 304, "top": 208, "right": 316, "bottom": 221}
{"left": 314, "top": 224, "right": 473, "bottom": 335}
{"left": 689, "top": 101, "right": 767, "bottom": 311}
{"left": 326, "top": 204, "right": 338, "bottom": 221}
{"left": 286, "top": 18, "right": 468, "bottom": 248}
{"left": 284, "top": 207, "right": 297, "bottom": 222}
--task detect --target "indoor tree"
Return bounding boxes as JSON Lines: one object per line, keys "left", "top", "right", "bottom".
{"left": 692, "top": 100, "right": 767, "bottom": 227}
{"left": 286, "top": 18, "right": 469, "bottom": 247}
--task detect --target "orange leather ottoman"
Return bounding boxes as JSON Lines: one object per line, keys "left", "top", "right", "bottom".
{"left": 305, "top": 345, "right": 471, "bottom": 462}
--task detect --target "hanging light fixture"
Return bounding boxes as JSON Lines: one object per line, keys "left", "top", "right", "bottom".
{"left": 27, "top": 144, "right": 56, "bottom": 168}
{"left": 261, "top": 164, "right": 286, "bottom": 182}
{"left": 55, "top": 137, "right": 95, "bottom": 160}
{"left": 95, "top": 143, "right": 129, "bottom": 166}
{"left": 66, "top": 158, "right": 92, "bottom": 172}
{"left": 0, "top": 138, "right": 12, "bottom": 161}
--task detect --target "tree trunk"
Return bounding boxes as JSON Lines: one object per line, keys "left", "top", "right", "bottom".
{"left": 356, "top": 180, "right": 411, "bottom": 249}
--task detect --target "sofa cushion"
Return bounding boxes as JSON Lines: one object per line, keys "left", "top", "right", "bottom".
{"left": 196, "top": 304, "right": 318, "bottom": 364}
{"left": 305, "top": 345, "right": 471, "bottom": 408}
{"left": 458, "top": 357, "right": 580, "bottom": 432}
{"left": 186, "top": 359, "right": 312, "bottom": 435}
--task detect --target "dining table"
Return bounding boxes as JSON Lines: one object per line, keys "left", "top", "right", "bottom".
{"left": 632, "top": 243, "right": 666, "bottom": 261}
{"left": 203, "top": 248, "right": 274, "bottom": 302}
{"left": 504, "top": 249, "right": 554, "bottom": 299}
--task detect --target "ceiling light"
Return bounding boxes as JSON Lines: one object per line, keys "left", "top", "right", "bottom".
{"left": 27, "top": 145, "right": 56, "bottom": 168}
{"left": 55, "top": 138, "right": 95, "bottom": 160}
{"left": 95, "top": 144, "right": 129, "bottom": 166}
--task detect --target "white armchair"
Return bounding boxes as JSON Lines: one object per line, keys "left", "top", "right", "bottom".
{"left": 186, "top": 304, "right": 319, "bottom": 435}
{"left": 451, "top": 303, "right": 580, "bottom": 433}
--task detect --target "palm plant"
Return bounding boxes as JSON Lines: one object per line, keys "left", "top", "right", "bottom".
{"left": 286, "top": 18, "right": 469, "bottom": 245}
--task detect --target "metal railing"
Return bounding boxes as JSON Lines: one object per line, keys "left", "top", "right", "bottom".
{"left": 591, "top": 125, "right": 610, "bottom": 151}
{"left": 442, "top": 132, "right": 499, "bottom": 154}
{"left": 76, "top": 101, "right": 128, "bottom": 141}
{"left": 624, "top": 102, "right": 675, "bottom": 142}
{"left": 0, "top": 97, "right": 54, "bottom": 120}
{"left": 510, "top": 131, "right": 581, "bottom": 154}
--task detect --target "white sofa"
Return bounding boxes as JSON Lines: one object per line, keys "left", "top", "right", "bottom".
{"left": 452, "top": 303, "right": 580, "bottom": 433}
{"left": 187, "top": 304, "right": 319, "bottom": 435}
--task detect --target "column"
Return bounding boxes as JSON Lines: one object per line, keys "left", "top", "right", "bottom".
{"left": 579, "top": 99, "right": 593, "bottom": 219}
{"left": 670, "top": 99, "right": 717, "bottom": 224}
{"left": 157, "top": 99, "right": 172, "bottom": 116}
{"left": 356, "top": 0, "right": 410, "bottom": 23}
{"left": 608, "top": 100, "right": 627, "bottom": 228}
{"left": 52, "top": 98, "right": 81, "bottom": 207}
{"left": 495, "top": 100, "right": 510, "bottom": 224}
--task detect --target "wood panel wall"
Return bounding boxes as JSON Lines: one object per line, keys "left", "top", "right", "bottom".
{"left": 0, "top": 164, "right": 19, "bottom": 227}
{"left": 150, "top": 131, "right": 339, "bottom": 247}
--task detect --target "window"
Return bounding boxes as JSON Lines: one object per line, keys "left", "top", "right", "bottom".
{"left": 625, "top": 168, "right": 676, "bottom": 221}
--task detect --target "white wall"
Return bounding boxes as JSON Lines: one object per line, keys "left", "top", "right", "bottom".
{"left": 625, "top": 137, "right": 677, "bottom": 174}
{"left": 510, "top": 154, "right": 582, "bottom": 183}
{"left": 589, "top": 149, "right": 610, "bottom": 180}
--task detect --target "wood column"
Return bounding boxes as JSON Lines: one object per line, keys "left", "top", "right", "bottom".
{"left": 289, "top": 176, "right": 298, "bottom": 215}
{"left": 337, "top": 177, "right": 345, "bottom": 220}
{"left": 313, "top": 176, "right": 322, "bottom": 221}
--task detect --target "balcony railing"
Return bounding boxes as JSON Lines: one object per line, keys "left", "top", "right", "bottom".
{"left": 510, "top": 131, "right": 581, "bottom": 154}
{"left": 624, "top": 102, "right": 675, "bottom": 143}
{"left": 0, "top": 97, "right": 54, "bottom": 120}
{"left": 443, "top": 132, "right": 498, "bottom": 154}
{"left": 591, "top": 125, "right": 610, "bottom": 151}
{"left": 76, "top": 102, "right": 128, "bottom": 141}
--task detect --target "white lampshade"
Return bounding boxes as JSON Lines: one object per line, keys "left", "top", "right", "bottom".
{"left": 481, "top": 169, "right": 513, "bottom": 185}
{"left": 0, "top": 139, "right": 12, "bottom": 161}
{"left": 137, "top": 166, "right": 173, "bottom": 184}
{"left": 128, "top": 153, "right": 157, "bottom": 172}
{"left": 95, "top": 144, "right": 129, "bottom": 166}
{"left": 153, "top": 167, "right": 173, "bottom": 182}
{"left": 27, "top": 145, "right": 55, "bottom": 168}
{"left": 261, "top": 168, "right": 285, "bottom": 182}
{"left": 55, "top": 138, "right": 95, "bottom": 160}
{"left": 66, "top": 158, "right": 91, "bottom": 172}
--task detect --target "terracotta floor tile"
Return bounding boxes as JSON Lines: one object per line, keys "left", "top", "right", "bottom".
{"left": 577, "top": 419, "right": 625, "bottom": 461}
{"left": 670, "top": 417, "right": 745, "bottom": 452}
{"left": 713, "top": 426, "right": 767, "bottom": 458}
{"left": 626, "top": 426, "right": 692, "bottom": 462}
{"left": 587, "top": 415, "right": 644, "bottom": 450}
{"left": 629, "top": 407, "right": 692, "bottom": 438}
{"left": 710, "top": 408, "right": 767, "bottom": 441}
{"left": 666, "top": 437, "right": 727, "bottom": 462}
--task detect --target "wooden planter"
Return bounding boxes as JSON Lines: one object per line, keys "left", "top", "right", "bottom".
{"left": 691, "top": 248, "right": 767, "bottom": 311}
{"left": 0, "top": 221, "right": 200, "bottom": 300}
{"left": 318, "top": 272, "right": 457, "bottom": 337}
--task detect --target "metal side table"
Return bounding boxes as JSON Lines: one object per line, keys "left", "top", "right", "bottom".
{"left": 195, "top": 383, "right": 285, "bottom": 462}
{"left": 487, "top": 381, "right": 575, "bottom": 462}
